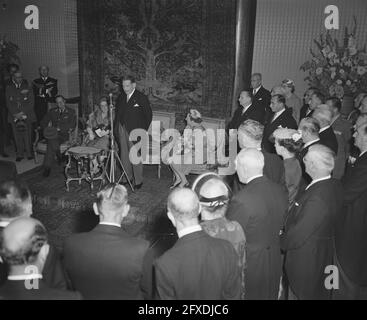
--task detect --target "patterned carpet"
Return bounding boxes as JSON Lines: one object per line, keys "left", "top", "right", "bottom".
{"left": 20, "top": 162, "right": 176, "bottom": 251}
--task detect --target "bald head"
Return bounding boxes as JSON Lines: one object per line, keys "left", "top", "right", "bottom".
{"left": 313, "top": 108, "right": 332, "bottom": 128}
{"left": 167, "top": 188, "right": 200, "bottom": 222}
{"left": 236, "top": 148, "right": 264, "bottom": 183}
{"left": 1, "top": 217, "right": 48, "bottom": 266}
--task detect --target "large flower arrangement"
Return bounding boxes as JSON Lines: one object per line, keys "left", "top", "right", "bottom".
{"left": 300, "top": 18, "right": 367, "bottom": 98}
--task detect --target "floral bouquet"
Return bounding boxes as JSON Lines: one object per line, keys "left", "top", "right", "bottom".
{"left": 300, "top": 17, "right": 367, "bottom": 99}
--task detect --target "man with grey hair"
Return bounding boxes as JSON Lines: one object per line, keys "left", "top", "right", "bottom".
{"left": 237, "top": 119, "right": 285, "bottom": 188}
{"left": 0, "top": 217, "right": 81, "bottom": 300}
{"left": 33, "top": 65, "right": 58, "bottom": 124}
{"left": 227, "top": 149, "right": 288, "bottom": 299}
{"left": 281, "top": 144, "right": 343, "bottom": 300}
{"left": 312, "top": 107, "right": 338, "bottom": 155}
{"left": 155, "top": 188, "right": 241, "bottom": 300}
{"left": 297, "top": 117, "right": 320, "bottom": 161}
{"left": 63, "top": 184, "right": 151, "bottom": 299}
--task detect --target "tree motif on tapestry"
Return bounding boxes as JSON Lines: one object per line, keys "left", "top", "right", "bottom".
{"left": 103, "top": 0, "right": 204, "bottom": 106}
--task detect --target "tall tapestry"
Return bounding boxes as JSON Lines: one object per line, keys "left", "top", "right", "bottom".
{"left": 78, "top": 0, "right": 237, "bottom": 118}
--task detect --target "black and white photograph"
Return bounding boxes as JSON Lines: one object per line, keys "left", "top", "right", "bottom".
{"left": 0, "top": 0, "right": 366, "bottom": 305}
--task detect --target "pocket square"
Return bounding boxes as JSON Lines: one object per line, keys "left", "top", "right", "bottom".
{"left": 133, "top": 103, "right": 140, "bottom": 107}
{"left": 258, "top": 98, "right": 263, "bottom": 100}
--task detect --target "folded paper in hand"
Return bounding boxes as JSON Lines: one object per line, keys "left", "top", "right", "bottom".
{"left": 95, "top": 129, "right": 109, "bottom": 138}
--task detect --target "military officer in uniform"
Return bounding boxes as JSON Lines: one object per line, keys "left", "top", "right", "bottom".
{"left": 33, "top": 66, "right": 58, "bottom": 125}
{"left": 5, "top": 72, "right": 36, "bottom": 161}
{"left": 40, "top": 95, "right": 76, "bottom": 177}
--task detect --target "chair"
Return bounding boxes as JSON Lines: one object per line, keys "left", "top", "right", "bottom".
{"left": 143, "top": 110, "right": 176, "bottom": 178}
{"left": 33, "top": 103, "right": 79, "bottom": 164}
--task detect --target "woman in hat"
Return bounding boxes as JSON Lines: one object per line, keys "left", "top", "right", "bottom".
{"left": 166, "top": 109, "right": 208, "bottom": 188}
{"left": 273, "top": 127, "right": 303, "bottom": 207}
{"left": 84, "top": 97, "right": 112, "bottom": 173}
{"left": 281, "top": 79, "right": 302, "bottom": 123}
{"left": 192, "top": 173, "right": 246, "bottom": 299}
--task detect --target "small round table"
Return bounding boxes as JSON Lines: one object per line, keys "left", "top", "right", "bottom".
{"left": 65, "top": 146, "right": 105, "bottom": 191}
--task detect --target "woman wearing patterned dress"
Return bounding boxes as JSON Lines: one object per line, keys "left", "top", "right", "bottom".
{"left": 192, "top": 173, "right": 246, "bottom": 299}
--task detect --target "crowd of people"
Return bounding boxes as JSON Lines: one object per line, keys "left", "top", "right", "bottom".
{"left": 0, "top": 72, "right": 366, "bottom": 300}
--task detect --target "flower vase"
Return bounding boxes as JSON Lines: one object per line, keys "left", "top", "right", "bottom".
{"left": 340, "top": 95, "right": 354, "bottom": 117}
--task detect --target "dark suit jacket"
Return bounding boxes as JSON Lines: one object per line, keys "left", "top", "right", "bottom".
{"left": 253, "top": 86, "right": 271, "bottom": 116}
{"left": 40, "top": 106, "right": 76, "bottom": 135}
{"left": 281, "top": 178, "right": 344, "bottom": 300}
{"left": 228, "top": 102, "right": 266, "bottom": 130}
{"left": 0, "top": 160, "right": 17, "bottom": 182}
{"left": 0, "top": 279, "right": 81, "bottom": 300}
{"left": 32, "top": 77, "right": 58, "bottom": 102}
{"left": 335, "top": 153, "right": 367, "bottom": 285}
{"left": 227, "top": 176, "right": 288, "bottom": 299}
{"left": 262, "top": 108, "right": 298, "bottom": 153}
{"left": 115, "top": 89, "right": 152, "bottom": 134}
{"left": 0, "top": 225, "right": 68, "bottom": 290}
{"left": 154, "top": 230, "right": 241, "bottom": 300}
{"left": 63, "top": 224, "right": 151, "bottom": 300}
{"left": 319, "top": 126, "right": 338, "bottom": 155}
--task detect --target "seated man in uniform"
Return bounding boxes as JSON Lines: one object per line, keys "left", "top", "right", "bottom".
{"left": 40, "top": 95, "right": 76, "bottom": 177}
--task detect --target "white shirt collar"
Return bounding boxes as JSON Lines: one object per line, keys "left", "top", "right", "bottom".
{"left": 99, "top": 222, "right": 121, "bottom": 228}
{"left": 8, "top": 274, "right": 43, "bottom": 281}
{"left": 127, "top": 89, "right": 135, "bottom": 101}
{"left": 303, "top": 138, "right": 320, "bottom": 149}
{"left": 246, "top": 174, "right": 263, "bottom": 184}
{"left": 359, "top": 150, "right": 367, "bottom": 158}
{"left": 319, "top": 125, "right": 331, "bottom": 133}
{"left": 0, "top": 220, "right": 10, "bottom": 228}
{"left": 272, "top": 108, "right": 286, "bottom": 122}
{"left": 177, "top": 225, "right": 202, "bottom": 238}
{"left": 306, "top": 175, "right": 331, "bottom": 190}
{"left": 42, "top": 77, "right": 48, "bottom": 81}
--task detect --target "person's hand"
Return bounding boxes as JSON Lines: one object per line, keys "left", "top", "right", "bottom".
{"left": 89, "top": 133, "right": 95, "bottom": 140}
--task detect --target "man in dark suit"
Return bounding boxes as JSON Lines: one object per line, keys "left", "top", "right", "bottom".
{"left": 312, "top": 107, "right": 338, "bottom": 155}
{"left": 63, "top": 184, "right": 152, "bottom": 300}
{"left": 0, "top": 217, "right": 81, "bottom": 300}
{"left": 5, "top": 72, "right": 36, "bottom": 162}
{"left": 262, "top": 94, "right": 297, "bottom": 153}
{"left": 334, "top": 123, "right": 367, "bottom": 299}
{"left": 0, "top": 180, "right": 68, "bottom": 289}
{"left": 299, "top": 90, "right": 325, "bottom": 122}
{"left": 251, "top": 73, "right": 271, "bottom": 116}
{"left": 40, "top": 95, "right": 76, "bottom": 177}
{"left": 155, "top": 188, "right": 241, "bottom": 300}
{"left": 115, "top": 75, "right": 152, "bottom": 189}
{"left": 228, "top": 90, "right": 266, "bottom": 130}
{"left": 237, "top": 119, "right": 285, "bottom": 187}
{"left": 227, "top": 149, "right": 288, "bottom": 299}
{"left": 33, "top": 66, "right": 58, "bottom": 125}
{"left": 281, "top": 144, "right": 343, "bottom": 300}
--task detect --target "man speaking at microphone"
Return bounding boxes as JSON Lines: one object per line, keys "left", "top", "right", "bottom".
{"left": 115, "top": 75, "right": 152, "bottom": 190}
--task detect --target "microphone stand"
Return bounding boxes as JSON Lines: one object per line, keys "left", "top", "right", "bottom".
{"left": 103, "top": 93, "right": 134, "bottom": 191}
